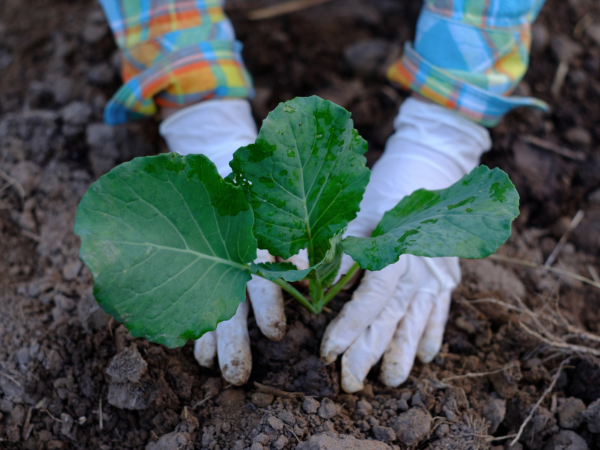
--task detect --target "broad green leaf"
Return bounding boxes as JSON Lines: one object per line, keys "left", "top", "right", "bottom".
{"left": 74, "top": 153, "right": 257, "bottom": 348}
{"left": 342, "top": 166, "right": 519, "bottom": 271}
{"left": 229, "top": 96, "right": 370, "bottom": 273}
{"left": 250, "top": 231, "right": 343, "bottom": 284}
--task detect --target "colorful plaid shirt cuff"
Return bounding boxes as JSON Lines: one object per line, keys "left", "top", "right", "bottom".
{"left": 99, "top": 0, "right": 253, "bottom": 125}
{"left": 387, "top": 0, "right": 549, "bottom": 127}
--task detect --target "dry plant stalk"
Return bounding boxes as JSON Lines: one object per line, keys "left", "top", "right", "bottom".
{"left": 248, "top": 0, "right": 333, "bottom": 20}
{"left": 469, "top": 296, "right": 600, "bottom": 356}
{"left": 509, "top": 359, "right": 571, "bottom": 446}
{"left": 441, "top": 362, "right": 519, "bottom": 383}
{"left": 489, "top": 254, "right": 600, "bottom": 290}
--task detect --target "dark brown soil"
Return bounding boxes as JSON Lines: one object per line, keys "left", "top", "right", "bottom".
{"left": 2, "top": 0, "right": 600, "bottom": 449}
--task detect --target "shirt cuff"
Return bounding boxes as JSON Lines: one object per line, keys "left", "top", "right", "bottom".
{"left": 387, "top": 42, "right": 548, "bottom": 127}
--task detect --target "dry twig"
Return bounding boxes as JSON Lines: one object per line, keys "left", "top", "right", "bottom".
{"left": 254, "top": 382, "right": 304, "bottom": 399}
{"left": 22, "top": 407, "right": 33, "bottom": 441}
{"left": 574, "top": 13, "right": 594, "bottom": 39}
{"left": 21, "top": 230, "right": 42, "bottom": 242}
{"left": 519, "top": 320, "right": 600, "bottom": 357}
{"left": 551, "top": 61, "right": 569, "bottom": 97}
{"left": 99, "top": 398, "right": 103, "bottom": 430}
{"left": 0, "top": 168, "right": 25, "bottom": 201}
{"left": 509, "top": 359, "right": 570, "bottom": 446}
{"left": 543, "top": 210, "right": 584, "bottom": 270}
{"left": 489, "top": 254, "right": 600, "bottom": 290}
{"left": 521, "top": 135, "right": 586, "bottom": 161}
{"left": 441, "top": 362, "right": 518, "bottom": 383}
{"left": 248, "top": 0, "right": 333, "bottom": 20}
{"left": 0, "top": 371, "right": 22, "bottom": 387}
{"left": 587, "top": 264, "right": 600, "bottom": 284}
{"left": 193, "top": 396, "right": 212, "bottom": 408}
{"left": 43, "top": 409, "right": 65, "bottom": 423}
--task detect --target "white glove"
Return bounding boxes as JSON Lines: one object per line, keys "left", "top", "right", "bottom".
{"left": 321, "top": 97, "right": 492, "bottom": 393}
{"left": 159, "top": 99, "right": 287, "bottom": 385}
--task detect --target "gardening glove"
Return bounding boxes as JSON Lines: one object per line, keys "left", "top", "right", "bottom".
{"left": 159, "top": 99, "right": 289, "bottom": 386}
{"left": 386, "top": 0, "right": 548, "bottom": 127}
{"left": 98, "top": 0, "right": 253, "bottom": 124}
{"left": 321, "top": 97, "right": 492, "bottom": 393}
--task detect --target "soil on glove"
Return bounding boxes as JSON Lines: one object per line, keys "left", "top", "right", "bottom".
{"left": 2, "top": 0, "right": 600, "bottom": 449}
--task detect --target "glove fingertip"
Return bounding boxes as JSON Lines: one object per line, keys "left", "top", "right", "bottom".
{"left": 381, "top": 357, "right": 411, "bottom": 388}
{"left": 341, "top": 358, "right": 365, "bottom": 394}
{"left": 259, "top": 318, "right": 287, "bottom": 342}
{"left": 221, "top": 360, "right": 252, "bottom": 386}
{"left": 194, "top": 333, "right": 217, "bottom": 369}
{"left": 417, "top": 339, "right": 441, "bottom": 364}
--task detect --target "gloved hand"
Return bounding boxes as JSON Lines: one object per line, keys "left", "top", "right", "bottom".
{"left": 159, "top": 99, "right": 287, "bottom": 385}
{"left": 321, "top": 97, "right": 492, "bottom": 393}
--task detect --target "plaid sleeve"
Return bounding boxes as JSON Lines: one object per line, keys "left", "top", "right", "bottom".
{"left": 387, "top": 0, "right": 548, "bottom": 127}
{"left": 99, "top": 0, "right": 253, "bottom": 125}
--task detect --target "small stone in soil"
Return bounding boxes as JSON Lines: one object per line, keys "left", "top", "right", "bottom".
{"left": 145, "top": 431, "right": 193, "bottom": 450}
{"left": 266, "top": 415, "right": 284, "bottom": 431}
{"left": 62, "top": 259, "right": 82, "bottom": 281}
{"left": 303, "top": 397, "right": 320, "bottom": 414}
{"left": 435, "top": 423, "right": 449, "bottom": 437}
{"left": 564, "top": 128, "right": 591, "bottom": 147}
{"left": 543, "top": 430, "right": 588, "bottom": 450}
{"left": 356, "top": 399, "right": 373, "bottom": 417}
{"left": 296, "top": 432, "right": 393, "bottom": 450}
{"left": 106, "top": 346, "right": 147, "bottom": 383}
{"left": 559, "top": 397, "right": 586, "bottom": 429}
{"left": 392, "top": 408, "right": 431, "bottom": 447}
{"left": 323, "top": 420, "right": 336, "bottom": 432}
{"left": 582, "top": 399, "right": 600, "bottom": 433}
{"left": 274, "top": 435, "right": 289, "bottom": 449}
{"left": 318, "top": 398, "right": 339, "bottom": 420}
{"left": 60, "top": 413, "right": 73, "bottom": 436}
{"left": 60, "top": 101, "right": 92, "bottom": 125}
{"left": 372, "top": 425, "right": 396, "bottom": 442}
{"left": 483, "top": 395, "right": 506, "bottom": 434}
{"left": 253, "top": 433, "right": 270, "bottom": 445}
{"left": 252, "top": 392, "right": 274, "bottom": 408}
{"left": 250, "top": 444, "right": 264, "bottom": 450}
{"left": 278, "top": 409, "right": 295, "bottom": 425}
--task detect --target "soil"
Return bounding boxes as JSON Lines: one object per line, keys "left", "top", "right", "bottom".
{"left": 1, "top": 0, "right": 600, "bottom": 449}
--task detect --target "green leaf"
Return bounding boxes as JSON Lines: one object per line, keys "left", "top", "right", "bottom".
{"left": 250, "top": 231, "right": 344, "bottom": 284}
{"left": 74, "top": 153, "right": 257, "bottom": 348}
{"left": 230, "top": 96, "right": 370, "bottom": 273}
{"left": 342, "top": 166, "right": 519, "bottom": 271}
{"left": 251, "top": 262, "right": 311, "bottom": 282}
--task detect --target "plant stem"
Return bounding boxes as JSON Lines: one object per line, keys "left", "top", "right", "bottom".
{"left": 272, "top": 278, "right": 318, "bottom": 314}
{"left": 319, "top": 262, "right": 360, "bottom": 310}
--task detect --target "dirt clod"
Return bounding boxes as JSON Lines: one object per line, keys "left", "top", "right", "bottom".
{"left": 483, "top": 395, "right": 506, "bottom": 434}
{"left": 558, "top": 397, "right": 586, "bottom": 430}
{"left": 274, "top": 434, "right": 289, "bottom": 449}
{"left": 356, "top": 399, "right": 373, "bottom": 417}
{"left": 266, "top": 415, "right": 285, "bottom": 431}
{"left": 303, "top": 397, "right": 320, "bottom": 414}
{"left": 296, "top": 432, "right": 392, "bottom": 450}
{"left": 106, "top": 346, "right": 148, "bottom": 383}
{"left": 391, "top": 407, "right": 431, "bottom": 446}
{"left": 489, "top": 362, "right": 522, "bottom": 399}
{"left": 146, "top": 431, "right": 193, "bottom": 450}
{"left": 318, "top": 398, "right": 340, "bottom": 420}
{"left": 582, "top": 399, "right": 600, "bottom": 434}
{"left": 543, "top": 430, "right": 588, "bottom": 450}
{"left": 252, "top": 392, "right": 275, "bottom": 408}
{"left": 372, "top": 425, "right": 396, "bottom": 442}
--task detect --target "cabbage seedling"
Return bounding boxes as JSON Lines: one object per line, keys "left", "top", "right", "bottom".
{"left": 74, "top": 96, "right": 519, "bottom": 348}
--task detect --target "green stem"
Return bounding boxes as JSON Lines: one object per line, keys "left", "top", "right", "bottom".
{"left": 319, "top": 262, "right": 360, "bottom": 310}
{"left": 272, "top": 278, "right": 318, "bottom": 315}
